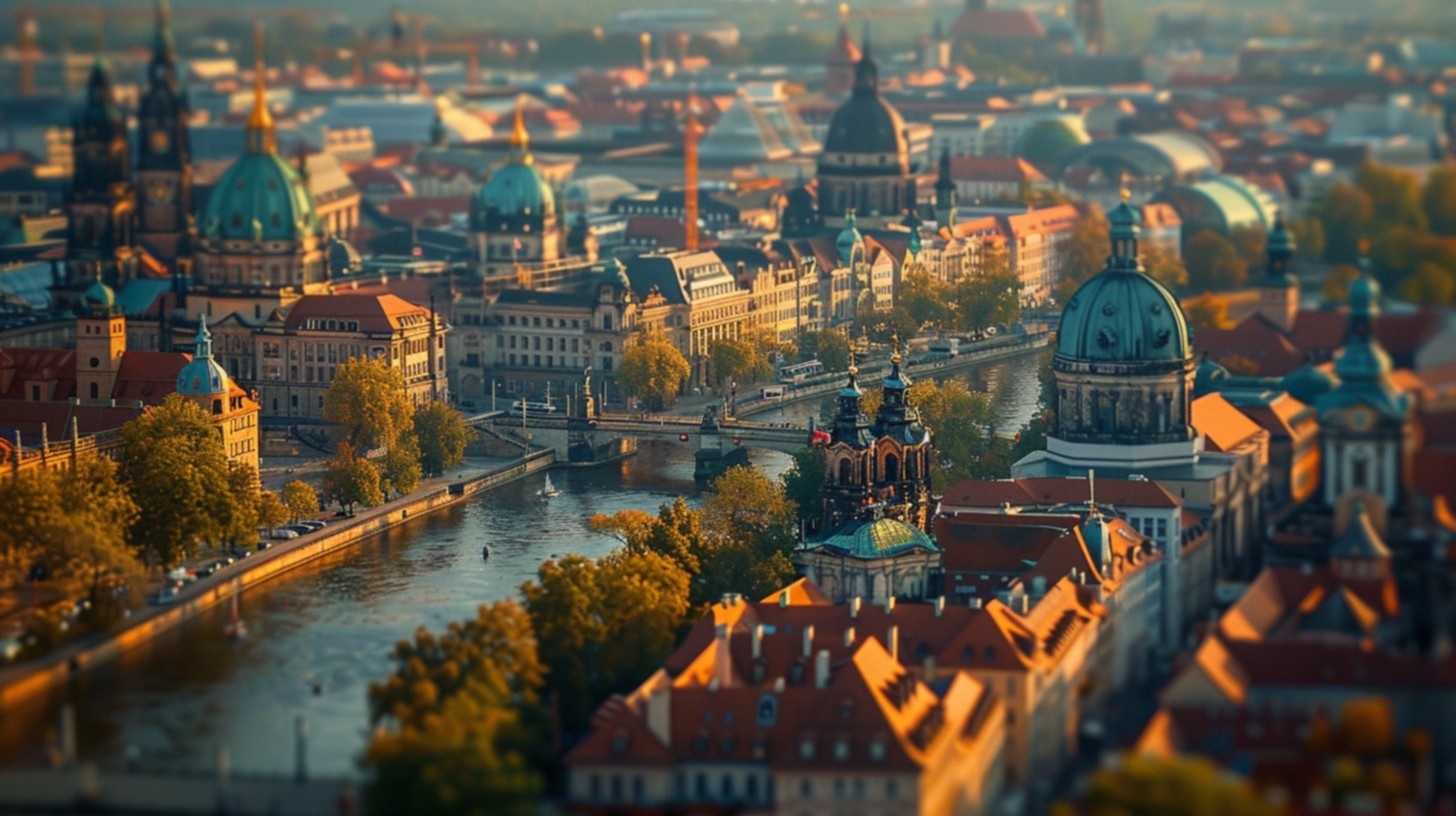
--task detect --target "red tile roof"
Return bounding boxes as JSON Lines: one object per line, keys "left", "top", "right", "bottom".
{"left": 281, "top": 293, "right": 432, "bottom": 334}
{"left": 940, "top": 476, "right": 1179, "bottom": 511}
{"left": 1192, "top": 392, "right": 1265, "bottom": 453}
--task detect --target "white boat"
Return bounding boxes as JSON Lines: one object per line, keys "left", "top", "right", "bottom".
{"left": 224, "top": 594, "right": 247, "bottom": 640}
{"left": 536, "top": 475, "right": 561, "bottom": 499}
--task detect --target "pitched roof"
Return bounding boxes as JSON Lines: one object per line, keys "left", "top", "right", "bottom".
{"left": 1192, "top": 392, "right": 1265, "bottom": 452}
{"left": 280, "top": 293, "right": 432, "bottom": 333}
{"left": 940, "top": 476, "right": 1180, "bottom": 511}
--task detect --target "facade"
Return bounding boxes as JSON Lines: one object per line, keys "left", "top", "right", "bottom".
{"left": 134, "top": 0, "right": 192, "bottom": 267}
{"left": 625, "top": 250, "right": 754, "bottom": 387}
{"left": 253, "top": 293, "right": 445, "bottom": 420}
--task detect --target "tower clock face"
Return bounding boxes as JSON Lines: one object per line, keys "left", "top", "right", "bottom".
{"left": 150, "top": 130, "right": 170, "bottom": 154}
{"left": 1348, "top": 408, "right": 1374, "bottom": 432}
{"left": 150, "top": 182, "right": 170, "bottom": 203}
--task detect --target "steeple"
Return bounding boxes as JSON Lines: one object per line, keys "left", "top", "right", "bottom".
{"left": 192, "top": 319, "right": 214, "bottom": 361}
{"left": 508, "top": 103, "right": 533, "bottom": 165}
{"left": 430, "top": 101, "right": 448, "bottom": 148}
{"left": 246, "top": 21, "right": 276, "bottom": 154}
{"left": 852, "top": 22, "right": 879, "bottom": 98}
{"left": 1265, "top": 213, "right": 1296, "bottom": 284}
{"left": 1257, "top": 212, "right": 1299, "bottom": 333}
{"left": 149, "top": 0, "right": 178, "bottom": 89}
{"left": 872, "top": 334, "right": 925, "bottom": 444}
{"left": 831, "top": 350, "right": 874, "bottom": 449}
{"left": 935, "top": 147, "right": 957, "bottom": 227}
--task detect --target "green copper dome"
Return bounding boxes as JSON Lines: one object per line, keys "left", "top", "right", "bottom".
{"left": 202, "top": 152, "right": 320, "bottom": 242}
{"left": 815, "top": 517, "right": 937, "bottom": 560}
{"left": 836, "top": 210, "right": 863, "bottom": 264}
{"left": 84, "top": 280, "right": 116, "bottom": 309}
{"left": 478, "top": 161, "right": 554, "bottom": 219}
{"left": 175, "top": 321, "right": 229, "bottom": 396}
{"left": 1057, "top": 199, "right": 1190, "bottom": 364}
{"left": 1281, "top": 364, "right": 1339, "bottom": 404}
{"left": 1193, "top": 356, "right": 1229, "bottom": 396}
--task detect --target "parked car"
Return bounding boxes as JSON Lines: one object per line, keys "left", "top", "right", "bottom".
{"left": 256, "top": 540, "right": 273, "bottom": 552}
{"left": 150, "top": 586, "right": 181, "bottom": 606}
{"left": 270, "top": 528, "right": 299, "bottom": 540}
{"left": 295, "top": 521, "right": 326, "bottom": 532}
{"left": 229, "top": 547, "right": 251, "bottom": 561}
{"left": 196, "top": 563, "right": 218, "bottom": 578}
{"left": 284, "top": 524, "right": 314, "bottom": 536}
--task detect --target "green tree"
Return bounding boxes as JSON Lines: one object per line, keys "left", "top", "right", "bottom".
{"left": 1401, "top": 261, "right": 1456, "bottom": 305}
{"left": 906, "top": 379, "right": 1000, "bottom": 486}
{"left": 1313, "top": 182, "right": 1374, "bottom": 263}
{"left": 1017, "top": 118, "right": 1087, "bottom": 172}
{"left": 218, "top": 463, "right": 261, "bottom": 548}
{"left": 952, "top": 253, "right": 1022, "bottom": 332}
{"left": 1423, "top": 165, "right": 1456, "bottom": 236}
{"left": 1357, "top": 161, "right": 1427, "bottom": 233}
{"left": 118, "top": 393, "right": 236, "bottom": 567}
{"left": 324, "top": 357, "right": 415, "bottom": 453}
{"left": 1058, "top": 205, "right": 1111, "bottom": 302}
{"left": 382, "top": 438, "right": 422, "bottom": 497}
{"left": 415, "top": 401, "right": 474, "bottom": 477}
{"left": 324, "top": 443, "right": 384, "bottom": 515}
{"left": 362, "top": 600, "right": 545, "bottom": 816}
{"left": 1056, "top": 754, "right": 1280, "bottom": 816}
{"left": 1229, "top": 225, "right": 1267, "bottom": 276}
{"left": 1142, "top": 245, "right": 1189, "bottom": 291}
{"left": 1184, "top": 294, "right": 1233, "bottom": 331}
{"left": 282, "top": 479, "right": 319, "bottom": 523}
{"left": 1184, "top": 229, "right": 1248, "bottom": 292}
{"left": 258, "top": 490, "right": 288, "bottom": 530}
{"left": 696, "top": 466, "right": 800, "bottom": 603}
{"left": 782, "top": 447, "right": 827, "bottom": 533}
{"left": 811, "top": 328, "right": 852, "bottom": 372}
{"left": 708, "top": 336, "right": 771, "bottom": 385}
{"left": 1289, "top": 216, "right": 1327, "bottom": 261}
{"left": 1323, "top": 264, "right": 1362, "bottom": 304}
{"left": 618, "top": 331, "right": 690, "bottom": 411}
{"left": 896, "top": 267, "right": 954, "bottom": 330}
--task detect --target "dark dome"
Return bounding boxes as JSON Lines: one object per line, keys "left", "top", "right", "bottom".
{"left": 1281, "top": 363, "right": 1339, "bottom": 404}
{"left": 823, "top": 94, "right": 906, "bottom": 156}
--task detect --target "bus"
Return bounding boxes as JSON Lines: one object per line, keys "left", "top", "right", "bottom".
{"left": 927, "top": 337, "right": 960, "bottom": 358}
{"left": 760, "top": 385, "right": 786, "bottom": 400}
{"left": 510, "top": 400, "right": 560, "bottom": 416}
{"left": 777, "top": 359, "right": 824, "bottom": 384}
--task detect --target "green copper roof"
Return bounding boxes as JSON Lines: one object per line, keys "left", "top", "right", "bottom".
{"left": 84, "top": 280, "right": 116, "bottom": 309}
{"left": 813, "top": 517, "right": 937, "bottom": 560}
{"left": 477, "top": 161, "right": 553, "bottom": 218}
{"left": 1057, "top": 269, "right": 1190, "bottom": 363}
{"left": 202, "top": 152, "right": 320, "bottom": 242}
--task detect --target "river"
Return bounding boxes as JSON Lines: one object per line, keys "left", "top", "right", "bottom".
{"left": 0, "top": 351, "right": 1043, "bottom": 778}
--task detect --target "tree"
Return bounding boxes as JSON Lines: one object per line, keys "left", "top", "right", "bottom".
{"left": 1322, "top": 264, "right": 1362, "bottom": 304}
{"left": 896, "top": 268, "right": 954, "bottom": 331}
{"left": 900, "top": 379, "right": 1000, "bottom": 486}
{"left": 617, "top": 332, "right": 690, "bottom": 411}
{"left": 54, "top": 459, "right": 145, "bottom": 626}
{"left": 1356, "top": 161, "right": 1426, "bottom": 233}
{"left": 258, "top": 490, "right": 288, "bottom": 530}
{"left": 362, "top": 600, "right": 545, "bottom": 816}
{"left": 1289, "top": 216, "right": 1327, "bottom": 261}
{"left": 218, "top": 463, "right": 261, "bottom": 548}
{"left": 1183, "top": 294, "right": 1233, "bottom": 332}
{"left": 811, "top": 328, "right": 851, "bottom": 372}
{"left": 708, "top": 337, "right": 770, "bottom": 386}
{"left": 782, "top": 447, "right": 827, "bottom": 533}
{"left": 118, "top": 393, "right": 236, "bottom": 567}
{"left": 1184, "top": 229, "right": 1248, "bottom": 292}
{"left": 1142, "top": 245, "right": 1189, "bottom": 292}
{"left": 521, "top": 549, "right": 690, "bottom": 733}
{"left": 1423, "top": 165, "right": 1456, "bottom": 237}
{"left": 324, "top": 443, "right": 384, "bottom": 515}
{"left": 1017, "top": 118, "right": 1087, "bottom": 172}
{"left": 1058, "top": 205, "right": 1111, "bottom": 302}
{"left": 382, "top": 438, "right": 422, "bottom": 497}
{"left": 1313, "top": 182, "right": 1374, "bottom": 263}
{"left": 323, "top": 357, "right": 415, "bottom": 453}
{"left": 282, "top": 479, "right": 319, "bottom": 523}
{"left": 952, "top": 254, "right": 1021, "bottom": 333}
{"left": 415, "top": 401, "right": 474, "bottom": 477}
{"left": 1401, "top": 261, "right": 1456, "bottom": 305}
{"left": 697, "top": 466, "right": 801, "bottom": 603}
{"left": 1057, "top": 754, "right": 1280, "bottom": 816}
{"left": 1229, "top": 225, "right": 1267, "bottom": 276}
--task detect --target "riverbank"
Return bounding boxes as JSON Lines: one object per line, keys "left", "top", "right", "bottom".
{"left": 0, "top": 450, "right": 555, "bottom": 711}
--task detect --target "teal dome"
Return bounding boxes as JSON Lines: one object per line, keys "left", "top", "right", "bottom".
{"left": 202, "top": 152, "right": 320, "bottom": 242}
{"left": 601, "top": 256, "right": 630, "bottom": 289}
{"left": 1350, "top": 273, "right": 1380, "bottom": 316}
{"left": 815, "top": 517, "right": 937, "bottom": 560}
{"left": 1057, "top": 199, "right": 1190, "bottom": 364}
{"left": 1194, "top": 356, "right": 1229, "bottom": 396}
{"left": 84, "top": 280, "right": 116, "bottom": 309}
{"left": 176, "top": 321, "right": 229, "bottom": 396}
{"left": 477, "top": 161, "right": 553, "bottom": 218}
{"left": 1281, "top": 364, "right": 1339, "bottom": 404}
{"left": 836, "top": 210, "right": 863, "bottom": 264}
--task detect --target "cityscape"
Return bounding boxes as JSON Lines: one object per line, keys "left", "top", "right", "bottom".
{"left": 0, "top": 0, "right": 1453, "bottom": 813}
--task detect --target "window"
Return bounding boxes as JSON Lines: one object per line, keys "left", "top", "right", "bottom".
{"left": 1351, "top": 457, "right": 1369, "bottom": 490}
{"left": 89, "top": 382, "right": 99, "bottom": 399}
{"left": 800, "top": 778, "right": 812, "bottom": 798}
{"left": 886, "top": 779, "right": 899, "bottom": 799}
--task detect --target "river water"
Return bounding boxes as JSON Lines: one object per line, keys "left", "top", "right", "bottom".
{"left": 0, "top": 352, "right": 1042, "bottom": 778}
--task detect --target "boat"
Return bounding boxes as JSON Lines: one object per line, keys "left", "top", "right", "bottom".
{"left": 224, "top": 594, "right": 247, "bottom": 640}
{"left": 536, "top": 475, "right": 561, "bottom": 499}
{"left": 481, "top": 545, "right": 491, "bottom": 561}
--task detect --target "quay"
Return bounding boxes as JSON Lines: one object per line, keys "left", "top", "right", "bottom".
{"left": 0, "top": 450, "right": 555, "bottom": 711}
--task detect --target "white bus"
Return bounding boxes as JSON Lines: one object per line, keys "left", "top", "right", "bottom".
{"left": 777, "top": 359, "right": 824, "bottom": 384}
{"left": 760, "top": 385, "right": 786, "bottom": 400}
{"left": 510, "top": 400, "right": 560, "bottom": 415}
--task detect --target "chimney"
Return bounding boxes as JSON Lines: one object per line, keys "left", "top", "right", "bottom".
{"left": 1019, "top": 595, "right": 1030, "bottom": 614}
{"left": 887, "top": 625, "right": 899, "bottom": 661}
{"left": 921, "top": 654, "right": 936, "bottom": 679}
{"left": 844, "top": 627, "right": 856, "bottom": 648}
{"left": 752, "top": 624, "right": 763, "bottom": 659}
{"left": 714, "top": 623, "right": 733, "bottom": 689}
{"left": 802, "top": 624, "right": 815, "bottom": 658}
{"left": 968, "top": 597, "right": 983, "bottom": 610}
{"left": 850, "top": 596, "right": 861, "bottom": 618}
{"left": 814, "top": 649, "right": 830, "bottom": 689}
{"left": 884, "top": 595, "right": 896, "bottom": 615}
{"left": 645, "top": 686, "right": 671, "bottom": 745}
{"left": 934, "top": 597, "right": 945, "bottom": 617}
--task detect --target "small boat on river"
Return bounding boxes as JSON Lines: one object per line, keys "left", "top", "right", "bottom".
{"left": 536, "top": 475, "right": 561, "bottom": 499}
{"left": 224, "top": 594, "right": 247, "bottom": 640}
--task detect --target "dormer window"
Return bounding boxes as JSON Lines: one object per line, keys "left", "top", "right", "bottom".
{"left": 799, "top": 738, "right": 814, "bottom": 759}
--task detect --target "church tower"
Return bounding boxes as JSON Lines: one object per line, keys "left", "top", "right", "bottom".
{"left": 934, "top": 147, "right": 957, "bottom": 228}
{"left": 824, "top": 9, "right": 862, "bottom": 97}
{"left": 469, "top": 106, "right": 563, "bottom": 284}
{"left": 76, "top": 281, "right": 126, "bottom": 404}
{"left": 1257, "top": 214, "right": 1299, "bottom": 334}
{"left": 60, "top": 54, "right": 138, "bottom": 311}
{"left": 136, "top": 0, "right": 193, "bottom": 266}
{"left": 822, "top": 354, "right": 877, "bottom": 532}
{"left": 870, "top": 339, "right": 934, "bottom": 531}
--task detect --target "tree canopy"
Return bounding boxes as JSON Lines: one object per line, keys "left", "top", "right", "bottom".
{"left": 1054, "top": 754, "right": 1280, "bottom": 816}
{"left": 282, "top": 479, "right": 320, "bottom": 523}
{"left": 1184, "top": 229, "right": 1248, "bottom": 292}
{"left": 415, "top": 401, "right": 475, "bottom": 477}
{"left": 324, "top": 357, "right": 415, "bottom": 453}
{"left": 618, "top": 332, "right": 691, "bottom": 411}
{"left": 324, "top": 443, "right": 385, "bottom": 514}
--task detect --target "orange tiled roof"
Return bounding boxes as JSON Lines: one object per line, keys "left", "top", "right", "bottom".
{"left": 1192, "top": 392, "right": 1265, "bottom": 453}
{"left": 281, "top": 293, "right": 432, "bottom": 334}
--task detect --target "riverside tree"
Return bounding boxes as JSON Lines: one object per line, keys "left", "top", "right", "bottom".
{"left": 414, "top": 401, "right": 474, "bottom": 476}
{"left": 618, "top": 331, "right": 690, "bottom": 411}
{"left": 118, "top": 393, "right": 237, "bottom": 567}
{"left": 324, "top": 358, "right": 415, "bottom": 452}
{"left": 282, "top": 479, "right": 320, "bottom": 522}
{"left": 324, "top": 443, "right": 384, "bottom": 514}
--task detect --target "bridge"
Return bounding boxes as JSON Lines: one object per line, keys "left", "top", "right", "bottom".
{"left": 466, "top": 407, "right": 814, "bottom": 479}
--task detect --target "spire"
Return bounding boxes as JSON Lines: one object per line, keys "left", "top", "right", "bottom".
{"left": 150, "top": 0, "right": 177, "bottom": 83}
{"left": 936, "top": 148, "right": 954, "bottom": 191}
{"left": 246, "top": 21, "right": 276, "bottom": 154}
{"left": 430, "top": 100, "right": 448, "bottom": 148}
{"left": 193, "top": 317, "right": 214, "bottom": 361}
{"left": 509, "top": 102, "right": 533, "bottom": 165}
{"left": 831, "top": 344, "right": 874, "bottom": 449}
{"left": 1265, "top": 211, "right": 1295, "bottom": 284}
{"left": 852, "top": 22, "right": 879, "bottom": 98}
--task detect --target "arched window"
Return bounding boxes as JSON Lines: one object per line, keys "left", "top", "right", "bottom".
{"left": 838, "top": 457, "right": 853, "bottom": 485}
{"left": 884, "top": 453, "right": 900, "bottom": 483}
{"left": 89, "top": 382, "right": 99, "bottom": 400}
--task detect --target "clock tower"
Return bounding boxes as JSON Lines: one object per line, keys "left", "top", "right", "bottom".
{"left": 136, "top": 0, "right": 192, "bottom": 266}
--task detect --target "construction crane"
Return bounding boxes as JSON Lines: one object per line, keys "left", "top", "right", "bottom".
{"left": 13, "top": 1, "right": 108, "bottom": 97}
{"left": 682, "top": 94, "right": 705, "bottom": 252}
{"left": 314, "top": 12, "right": 482, "bottom": 88}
